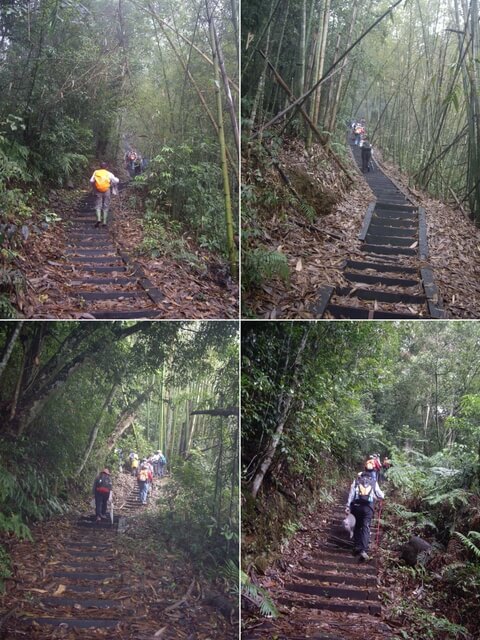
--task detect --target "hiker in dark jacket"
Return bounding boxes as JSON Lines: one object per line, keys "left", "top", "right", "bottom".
{"left": 93, "top": 468, "right": 112, "bottom": 522}
{"left": 361, "top": 138, "right": 372, "bottom": 172}
{"left": 345, "top": 460, "right": 384, "bottom": 562}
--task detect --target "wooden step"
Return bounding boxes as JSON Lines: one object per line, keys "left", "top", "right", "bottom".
{"left": 335, "top": 286, "right": 426, "bottom": 305}
{"left": 277, "top": 596, "right": 381, "bottom": 616}
{"left": 325, "top": 304, "right": 422, "bottom": 319}
{"left": 344, "top": 272, "right": 419, "bottom": 288}
{"left": 345, "top": 259, "right": 417, "bottom": 274}
{"left": 285, "top": 583, "right": 378, "bottom": 602}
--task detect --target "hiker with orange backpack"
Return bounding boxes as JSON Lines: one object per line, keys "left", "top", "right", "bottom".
{"left": 345, "top": 459, "right": 384, "bottom": 562}
{"left": 89, "top": 162, "right": 119, "bottom": 228}
{"left": 137, "top": 462, "right": 153, "bottom": 505}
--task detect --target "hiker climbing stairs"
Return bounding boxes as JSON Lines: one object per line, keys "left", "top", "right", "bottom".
{"left": 243, "top": 495, "right": 393, "bottom": 640}
{"left": 313, "top": 140, "right": 445, "bottom": 319}
{"left": 2, "top": 476, "right": 159, "bottom": 636}
{"left": 63, "top": 189, "right": 164, "bottom": 319}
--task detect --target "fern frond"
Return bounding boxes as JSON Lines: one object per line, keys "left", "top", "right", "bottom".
{"left": 455, "top": 532, "right": 480, "bottom": 560}
{"left": 242, "top": 248, "right": 290, "bottom": 289}
{"left": 424, "top": 489, "right": 470, "bottom": 508}
{"left": 299, "top": 201, "right": 316, "bottom": 221}
{"left": 240, "top": 570, "right": 279, "bottom": 618}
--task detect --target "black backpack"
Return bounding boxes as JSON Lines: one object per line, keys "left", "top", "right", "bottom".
{"left": 97, "top": 473, "right": 112, "bottom": 490}
{"left": 354, "top": 473, "right": 375, "bottom": 504}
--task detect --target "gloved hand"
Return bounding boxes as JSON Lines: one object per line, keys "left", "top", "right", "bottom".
{"left": 345, "top": 507, "right": 350, "bottom": 515}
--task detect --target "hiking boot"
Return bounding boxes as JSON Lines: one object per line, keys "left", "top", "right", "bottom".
{"left": 94, "top": 221, "right": 100, "bottom": 228}
{"left": 352, "top": 548, "right": 361, "bottom": 556}
{"left": 102, "top": 222, "right": 107, "bottom": 227}
{"left": 359, "top": 551, "right": 369, "bottom": 562}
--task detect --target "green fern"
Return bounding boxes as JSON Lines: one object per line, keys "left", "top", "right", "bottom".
{"left": 219, "top": 559, "right": 239, "bottom": 594}
{"left": 390, "top": 503, "right": 437, "bottom": 530}
{"left": 240, "top": 570, "right": 279, "bottom": 618}
{"left": 424, "top": 488, "right": 470, "bottom": 509}
{"left": 298, "top": 201, "right": 316, "bottom": 222}
{"left": 242, "top": 248, "right": 290, "bottom": 289}
{"left": 455, "top": 531, "right": 480, "bottom": 560}
{"left": 0, "top": 545, "right": 11, "bottom": 592}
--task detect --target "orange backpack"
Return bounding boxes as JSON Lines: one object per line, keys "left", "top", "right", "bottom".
{"left": 138, "top": 469, "right": 148, "bottom": 482}
{"left": 93, "top": 169, "right": 111, "bottom": 193}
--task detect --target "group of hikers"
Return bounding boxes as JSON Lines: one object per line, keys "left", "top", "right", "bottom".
{"left": 88, "top": 149, "right": 147, "bottom": 228}
{"left": 351, "top": 119, "right": 374, "bottom": 173}
{"left": 127, "top": 450, "right": 167, "bottom": 478}
{"left": 345, "top": 454, "right": 392, "bottom": 562}
{"left": 124, "top": 149, "right": 147, "bottom": 177}
{"left": 92, "top": 449, "right": 167, "bottom": 520}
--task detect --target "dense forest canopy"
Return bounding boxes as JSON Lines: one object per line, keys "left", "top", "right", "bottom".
{"left": 242, "top": 0, "right": 480, "bottom": 220}
{"left": 242, "top": 321, "right": 480, "bottom": 496}
{"left": 0, "top": 320, "right": 239, "bottom": 575}
{"left": 242, "top": 321, "right": 480, "bottom": 637}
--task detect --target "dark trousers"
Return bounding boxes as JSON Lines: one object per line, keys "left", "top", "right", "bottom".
{"left": 350, "top": 502, "right": 374, "bottom": 553}
{"left": 361, "top": 149, "right": 372, "bottom": 172}
{"left": 95, "top": 491, "right": 109, "bottom": 517}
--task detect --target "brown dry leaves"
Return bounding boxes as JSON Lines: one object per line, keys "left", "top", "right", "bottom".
{"left": 243, "top": 138, "right": 375, "bottom": 318}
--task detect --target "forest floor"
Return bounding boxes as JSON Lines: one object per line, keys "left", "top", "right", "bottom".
{"left": 242, "top": 485, "right": 476, "bottom": 640}
{"left": 8, "top": 180, "right": 238, "bottom": 319}
{"left": 0, "top": 471, "right": 236, "bottom": 639}
{"left": 242, "top": 135, "right": 480, "bottom": 318}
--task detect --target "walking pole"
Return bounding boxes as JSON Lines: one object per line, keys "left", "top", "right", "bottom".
{"left": 375, "top": 500, "right": 383, "bottom": 549}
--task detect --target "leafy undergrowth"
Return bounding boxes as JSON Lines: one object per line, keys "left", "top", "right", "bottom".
{"left": 377, "top": 485, "right": 479, "bottom": 640}
{"left": 241, "top": 134, "right": 374, "bottom": 318}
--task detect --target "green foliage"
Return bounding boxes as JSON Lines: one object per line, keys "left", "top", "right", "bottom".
{"left": 0, "top": 292, "right": 19, "bottom": 318}
{"left": 0, "top": 456, "right": 67, "bottom": 528}
{"left": 139, "top": 210, "right": 204, "bottom": 272}
{"left": 389, "top": 502, "right": 437, "bottom": 531}
{"left": 242, "top": 247, "right": 290, "bottom": 289}
{"left": 147, "top": 454, "right": 237, "bottom": 569}
{"left": 135, "top": 144, "right": 229, "bottom": 257}
{"left": 391, "top": 599, "right": 470, "bottom": 640}
{"left": 455, "top": 531, "right": 480, "bottom": 560}
{"left": 240, "top": 570, "right": 279, "bottom": 619}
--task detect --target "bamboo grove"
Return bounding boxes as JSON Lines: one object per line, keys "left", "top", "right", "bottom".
{"left": 0, "top": 321, "right": 239, "bottom": 568}
{"left": 0, "top": 0, "right": 238, "bottom": 275}
{"left": 242, "top": 0, "right": 480, "bottom": 222}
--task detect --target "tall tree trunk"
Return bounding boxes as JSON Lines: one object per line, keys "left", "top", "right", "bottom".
{"left": 251, "top": 326, "right": 311, "bottom": 498}
{"left": 77, "top": 382, "right": 118, "bottom": 475}
{"left": 0, "top": 321, "right": 24, "bottom": 382}
{"left": 206, "top": 1, "right": 237, "bottom": 279}
{"left": 306, "top": 0, "right": 330, "bottom": 149}
{"left": 106, "top": 384, "right": 156, "bottom": 450}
